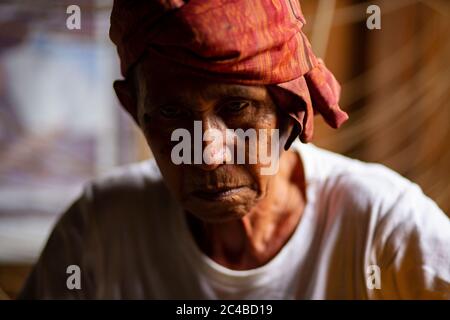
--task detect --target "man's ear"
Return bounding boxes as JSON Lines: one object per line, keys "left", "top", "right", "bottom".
{"left": 267, "top": 85, "right": 305, "bottom": 150}
{"left": 284, "top": 121, "right": 302, "bottom": 150}
{"left": 113, "top": 79, "right": 138, "bottom": 124}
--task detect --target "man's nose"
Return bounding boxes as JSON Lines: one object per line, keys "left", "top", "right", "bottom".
{"left": 193, "top": 117, "right": 230, "bottom": 171}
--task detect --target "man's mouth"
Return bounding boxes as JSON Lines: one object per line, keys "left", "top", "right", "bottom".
{"left": 191, "top": 186, "right": 247, "bottom": 201}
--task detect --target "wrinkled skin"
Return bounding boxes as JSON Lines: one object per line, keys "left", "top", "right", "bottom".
{"left": 115, "top": 55, "right": 306, "bottom": 269}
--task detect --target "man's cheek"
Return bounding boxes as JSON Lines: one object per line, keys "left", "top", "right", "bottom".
{"left": 146, "top": 132, "right": 174, "bottom": 159}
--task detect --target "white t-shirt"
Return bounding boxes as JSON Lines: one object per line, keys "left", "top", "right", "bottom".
{"left": 20, "top": 142, "right": 450, "bottom": 299}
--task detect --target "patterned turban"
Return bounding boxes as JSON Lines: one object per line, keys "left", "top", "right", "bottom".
{"left": 110, "top": 0, "right": 348, "bottom": 143}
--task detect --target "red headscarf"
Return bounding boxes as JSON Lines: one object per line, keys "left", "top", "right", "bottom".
{"left": 109, "top": 0, "right": 348, "bottom": 143}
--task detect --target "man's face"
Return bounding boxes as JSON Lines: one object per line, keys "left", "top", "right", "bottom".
{"left": 132, "top": 57, "right": 292, "bottom": 223}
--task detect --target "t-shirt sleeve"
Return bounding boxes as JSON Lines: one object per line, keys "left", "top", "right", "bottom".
{"left": 374, "top": 184, "right": 450, "bottom": 299}
{"left": 18, "top": 190, "right": 96, "bottom": 299}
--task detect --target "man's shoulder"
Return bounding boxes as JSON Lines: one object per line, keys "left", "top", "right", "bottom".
{"left": 89, "top": 158, "right": 162, "bottom": 192}
{"left": 299, "top": 143, "right": 413, "bottom": 210}
{"left": 302, "top": 143, "right": 448, "bottom": 247}
{"left": 71, "top": 158, "right": 169, "bottom": 220}
{"left": 301, "top": 143, "right": 447, "bottom": 226}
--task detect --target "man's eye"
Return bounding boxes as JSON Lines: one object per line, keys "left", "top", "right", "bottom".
{"left": 223, "top": 100, "right": 250, "bottom": 113}
{"left": 159, "top": 105, "right": 185, "bottom": 119}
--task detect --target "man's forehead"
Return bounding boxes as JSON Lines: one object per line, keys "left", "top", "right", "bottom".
{"left": 146, "top": 83, "right": 269, "bottom": 109}
{"left": 137, "top": 60, "right": 268, "bottom": 104}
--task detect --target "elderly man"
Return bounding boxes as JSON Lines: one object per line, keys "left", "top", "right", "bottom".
{"left": 20, "top": 0, "right": 449, "bottom": 299}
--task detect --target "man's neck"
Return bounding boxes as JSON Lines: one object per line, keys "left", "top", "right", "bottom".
{"left": 186, "top": 150, "right": 306, "bottom": 270}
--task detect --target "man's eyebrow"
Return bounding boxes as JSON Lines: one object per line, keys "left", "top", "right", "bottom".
{"left": 143, "top": 89, "right": 186, "bottom": 108}
{"left": 142, "top": 85, "right": 267, "bottom": 109}
{"left": 211, "top": 85, "right": 267, "bottom": 100}
{"left": 143, "top": 96, "right": 186, "bottom": 110}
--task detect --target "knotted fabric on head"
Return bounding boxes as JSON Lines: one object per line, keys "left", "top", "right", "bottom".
{"left": 109, "top": 0, "right": 348, "bottom": 143}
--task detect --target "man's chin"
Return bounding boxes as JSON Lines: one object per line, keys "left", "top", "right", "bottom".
{"left": 182, "top": 194, "right": 256, "bottom": 223}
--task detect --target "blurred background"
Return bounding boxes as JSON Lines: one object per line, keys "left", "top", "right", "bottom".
{"left": 0, "top": 0, "right": 448, "bottom": 299}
